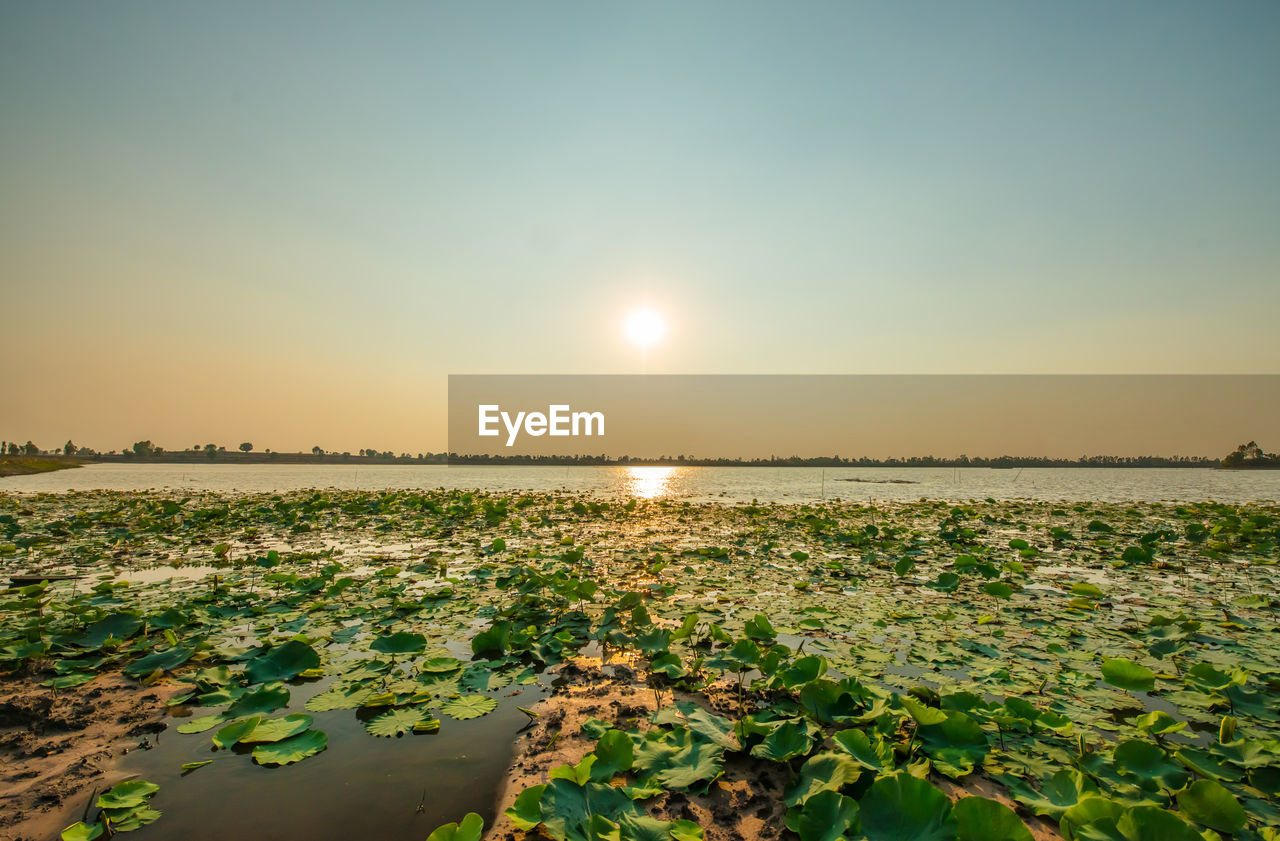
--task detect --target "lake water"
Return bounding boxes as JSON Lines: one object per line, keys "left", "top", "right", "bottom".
{"left": 4, "top": 462, "right": 1279, "bottom": 503}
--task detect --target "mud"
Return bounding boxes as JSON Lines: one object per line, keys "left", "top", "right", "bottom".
{"left": 0, "top": 672, "right": 186, "bottom": 841}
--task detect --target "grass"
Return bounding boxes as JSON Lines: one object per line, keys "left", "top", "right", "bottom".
{"left": 0, "top": 456, "right": 83, "bottom": 477}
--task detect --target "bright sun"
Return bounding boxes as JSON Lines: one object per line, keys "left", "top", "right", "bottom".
{"left": 624, "top": 308, "right": 665, "bottom": 349}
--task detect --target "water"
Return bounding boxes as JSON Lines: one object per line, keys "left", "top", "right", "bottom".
{"left": 4, "top": 463, "right": 1279, "bottom": 503}
{"left": 120, "top": 679, "right": 545, "bottom": 841}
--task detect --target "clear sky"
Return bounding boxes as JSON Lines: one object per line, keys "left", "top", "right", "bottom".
{"left": 2, "top": 2, "right": 1278, "bottom": 454}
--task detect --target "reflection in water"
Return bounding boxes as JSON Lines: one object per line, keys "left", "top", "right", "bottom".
{"left": 624, "top": 466, "right": 677, "bottom": 499}
{"left": 5, "top": 463, "right": 1280, "bottom": 504}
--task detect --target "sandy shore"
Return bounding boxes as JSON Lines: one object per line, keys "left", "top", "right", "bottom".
{"left": 0, "top": 673, "right": 185, "bottom": 841}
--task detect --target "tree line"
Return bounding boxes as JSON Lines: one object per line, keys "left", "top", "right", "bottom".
{"left": 7, "top": 439, "right": 1272, "bottom": 468}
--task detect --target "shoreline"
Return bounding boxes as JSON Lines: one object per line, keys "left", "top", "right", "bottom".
{"left": 0, "top": 458, "right": 84, "bottom": 478}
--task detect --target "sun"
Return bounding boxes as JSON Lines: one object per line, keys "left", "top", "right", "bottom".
{"left": 624, "top": 308, "right": 665, "bottom": 349}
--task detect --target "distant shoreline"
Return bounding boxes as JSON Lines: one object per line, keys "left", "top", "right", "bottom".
{"left": 0, "top": 457, "right": 85, "bottom": 477}
{"left": 6, "top": 453, "right": 1239, "bottom": 469}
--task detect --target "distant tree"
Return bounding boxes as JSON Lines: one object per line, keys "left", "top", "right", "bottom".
{"left": 63, "top": 440, "right": 76, "bottom": 456}
{"left": 7, "top": 443, "right": 19, "bottom": 455}
{"left": 132, "top": 440, "right": 155, "bottom": 458}
{"left": 23, "top": 441, "right": 38, "bottom": 456}
{"left": 204, "top": 443, "right": 218, "bottom": 459}
{"left": 239, "top": 442, "right": 253, "bottom": 453}
{"left": 312, "top": 446, "right": 323, "bottom": 457}
{"left": 1223, "top": 440, "right": 1275, "bottom": 468}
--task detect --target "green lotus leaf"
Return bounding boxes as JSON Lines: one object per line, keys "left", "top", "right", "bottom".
{"left": 225, "top": 683, "right": 290, "bottom": 717}
{"left": 900, "top": 696, "right": 949, "bottom": 726}
{"left": 591, "top": 729, "right": 635, "bottom": 780}
{"left": 212, "top": 715, "right": 262, "bottom": 749}
{"left": 858, "top": 771, "right": 957, "bottom": 841}
{"left": 1185, "top": 663, "right": 1240, "bottom": 692}
{"left": 1059, "top": 796, "right": 1125, "bottom": 841}
{"left": 505, "top": 784, "right": 546, "bottom": 831}
{"left": 419, "top": 656, "right": 464, "bottom": 673}
{"left": 1208, "top": 737, "right": 1280, "bottom": 769}
{"left": 1176, "top": 779, "right": 1246, "bottom": 834}
{"left": 244, "top": 640, "right": 320, "bottom": 684}
{"left": 123, "top": 645, "right": 193, "bottom": 677}
{"left": 460, "top": 668, "right": 512, "bottom": 693}
{"left": 96, "top": 779, "right": 159, "bottom": 810}
{"left": 305, "top": 686, "right": 375, "bottom": 711}
{"left": 750, "top": 720, "right": 814, "bottom": 762}
{"left": 744, "top": 613, "right": 777, "bottom": 642}
{"left": 785, "top": 789, "right": 860, "bottom": 841}
{"left": 1112, "top": 740, "right": 1188, "bottom": 791}
{"left": 1100, "top": 658, "right": 1155, "bottom": 693}
{"left": 785, "top": 753, "right": 862, "bottom": 808}
{"left": 832, "top": 728, "right": 893, "bottom": 772}
{"left": 1006, "top": 769, "right": 1097, "bottom": 821}
{"left": 983, "top": 581, "right": 1013, "bottom": 599}
{"left": 669, "top": 819, "right": 704, "bottom": 841}
{"left": 953, "top": 796, "right": 1031, "bottom": 841}
{"left": 241, "top": 713, "right": 313, "bottom": 743}
{"left": 470, "top": 622, "right": 509, "bottom": 657}
{"left": 176, "top": 714, "right": 225, "bottom": 734}
{"left": 1131, "top": 711, "right": 1185, "bottom": 737}
{"left": 1171, "top": 747, "right": 1242, "bottom": 782}
{"left": 1070, "top": 582, "right": 1105, "bottom": 599}
{"left": 652, "top": 702, "right": 740, "bottom": 750}
{"left": 103, "top": 805, "right": 161, "bottom": 832}
{"left": 649, "top": 652, "right": 686, "bottom": 679}
{"left": 778, "top": 655, "right": 828, "bottom": 688}
{"left": 538, "top": 777, "right": 636, "bottom": 841}
{"left": 441, "top": 694, "right": 497, "bottom": 720}
{"left": 60, "top": 821, "right": 103, "bottom": 841}
{"left": 634, "top": 726, "right": 727, "bottom": 792}
{"left": 551, "top": 755, "right": 597, "bottom": 786}
{"left": 424, "top": 812, "right": 483, "bottom": 841}
{"left": 74, "top": 612, "right": 142, "bottom": 649}
{"left": 366, "top": 707, "right": 427, "bottom": 737}
{"left": 42, "top": 672, "right": 97, "bottom": 689}
{"left": 371, "top": 631, "right": 427, "bottom": 655}
{"left": 928, "top": 572, "right": 960, "bottom": 592}
{"left": 918, "top": 711, "right": 988, "bottom": 779}
{"left": 251, "top": 728, "right": 328, "bottom": 766}
{"left": 1114, "top": 806, "right": 1204, "bottom": 841}
{"left": 617, "top": 812, "right": 681, "bottom": 841}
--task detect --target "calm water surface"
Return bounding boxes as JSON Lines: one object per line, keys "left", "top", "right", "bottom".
{"left": 4, "top": 463, "right": 1279, "bottom": 503}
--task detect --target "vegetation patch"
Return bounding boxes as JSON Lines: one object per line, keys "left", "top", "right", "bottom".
{"left": 0, "top": 489, "right": 1276, "bottom": 840}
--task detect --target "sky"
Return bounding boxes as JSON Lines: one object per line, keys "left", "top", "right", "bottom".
{"left": 2, "top": 2, "right": 1278, "bottom": 455}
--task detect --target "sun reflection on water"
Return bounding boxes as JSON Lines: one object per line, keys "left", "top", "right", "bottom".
{"left": 623, "top": 466, "right": 677, "bottom": 500}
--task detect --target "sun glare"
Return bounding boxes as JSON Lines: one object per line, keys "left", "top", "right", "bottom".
{"left": 624, "top": 308, "right": 665, "bottom": 349}
{"left": 623, "top": 465, "right": 677, "bottom": 499}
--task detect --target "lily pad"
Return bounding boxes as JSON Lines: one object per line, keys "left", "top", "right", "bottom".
{"left": 251, "top": 728, "right": 328, "bottom": 766}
